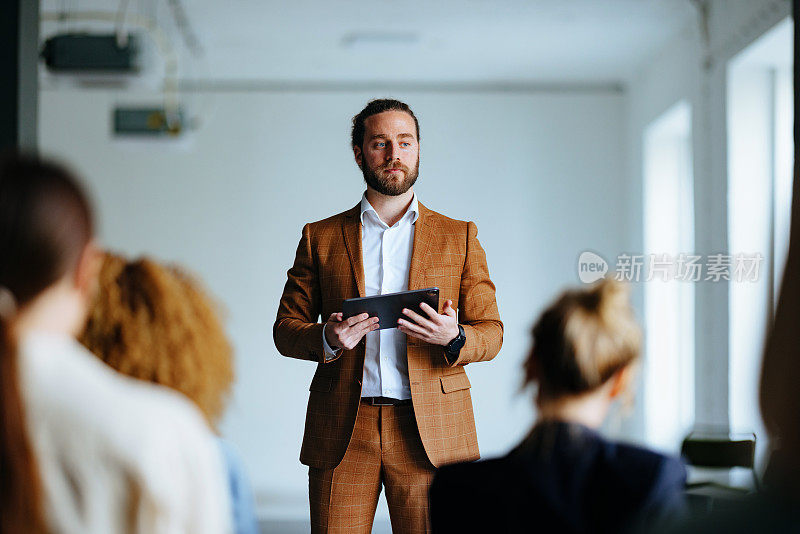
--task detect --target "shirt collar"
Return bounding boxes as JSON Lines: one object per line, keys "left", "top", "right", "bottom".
{"left": 360, "top": 192, "right": 419, "bottom": 227}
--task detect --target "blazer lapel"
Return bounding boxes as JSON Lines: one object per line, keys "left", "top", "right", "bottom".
{"left": 408, "top": 202, "right": 435, "bottom": 292}
{"left": 342, "top": 203, "right": 365, "bottom": 297}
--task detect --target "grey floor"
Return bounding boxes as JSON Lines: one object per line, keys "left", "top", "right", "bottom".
{"left": 259, "top": 519, "right": 392, "bottom": 533}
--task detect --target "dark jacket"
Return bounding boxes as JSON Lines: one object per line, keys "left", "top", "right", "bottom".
{"left": 430, "top": 420, "right": 687, "bottom": 533}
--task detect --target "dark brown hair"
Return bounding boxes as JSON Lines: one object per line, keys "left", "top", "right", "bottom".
{"left": 81, "top": 254, "right": 233, "bottom": 429}
{"left": 351, "top": 99, "right": 420, "bottom": 150}
{"left": 0, "top": 153, "right": 93, "bottom": 534}
{"left": 523, "top": 279, "right": 641, "bottom": 401}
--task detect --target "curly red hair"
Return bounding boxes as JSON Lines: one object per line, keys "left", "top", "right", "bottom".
{"left": 80, "top": 253, "right": 234, "bottom": 429}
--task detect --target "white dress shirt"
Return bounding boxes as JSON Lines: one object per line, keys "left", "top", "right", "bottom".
{"left": 20, "top": 330, "right": 232, "bottom": 534}
{"left": 324, "top": 192, "right": 419, "bottom": 400}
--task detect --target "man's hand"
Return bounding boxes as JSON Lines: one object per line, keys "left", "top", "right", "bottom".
{"left": 398, "top": 300, "right": 459, "bottom": 346}
{"left": 325, "top": 312, "right": 379, "bottom": 350}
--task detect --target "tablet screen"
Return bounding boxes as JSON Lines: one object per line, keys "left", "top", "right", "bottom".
{"left": 341, "top": 288, "right": 440, "bottom": 331}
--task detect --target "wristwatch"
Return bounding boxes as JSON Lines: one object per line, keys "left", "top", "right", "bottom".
{"left": 445, "top": 324, "right": 466, "bottom": 360}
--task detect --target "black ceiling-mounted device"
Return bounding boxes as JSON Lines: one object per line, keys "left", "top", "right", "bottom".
{"left": 41, "top": 33, "right": 139, "bottom": 72}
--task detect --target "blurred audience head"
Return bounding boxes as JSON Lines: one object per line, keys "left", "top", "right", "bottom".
{"left": 0, "top": 153, "right": 96, "bottom": 533}
{"left": 523, "top": 279, "right": 641, "bottom": 419}
{"left": 80, "top": 253, "right": 234, "bottom": 429}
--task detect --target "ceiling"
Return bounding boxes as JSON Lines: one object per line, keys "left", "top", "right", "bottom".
{"left": 40, "top": 0, "right": 697, "bottom": 87}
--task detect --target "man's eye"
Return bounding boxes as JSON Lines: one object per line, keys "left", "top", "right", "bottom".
{"left": 375, "top": 142, "right": 385, "bottom": 148}
{"left": 401, "top": 142, "right": 411, "bottom": 147}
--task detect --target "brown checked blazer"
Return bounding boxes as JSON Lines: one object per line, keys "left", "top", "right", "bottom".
{"left": 274, "top": 201, "right": 503, "bottom": 470}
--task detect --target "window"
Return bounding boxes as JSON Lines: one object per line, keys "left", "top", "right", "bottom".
{"left": 727, "top": 16, "right": 793, "bottom": 473}
{"left": 643, "top": 100, "right": 695, "bottom": 451}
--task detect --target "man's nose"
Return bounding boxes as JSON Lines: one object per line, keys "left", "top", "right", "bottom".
{"left": 387, "top": 146, "right": 401, "bottom": 161}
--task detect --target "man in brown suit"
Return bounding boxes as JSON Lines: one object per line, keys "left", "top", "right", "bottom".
{"left": 274, "top": 99, "right": 502, "bottom": 533}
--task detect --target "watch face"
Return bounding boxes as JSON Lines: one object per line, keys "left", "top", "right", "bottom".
{"left": 448, "top": 327, "right": 466, "bottom": 353}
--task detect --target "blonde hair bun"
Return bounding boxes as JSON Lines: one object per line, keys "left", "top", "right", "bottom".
{"left": 524, "top": 278, "right": 641, "bottom": 400}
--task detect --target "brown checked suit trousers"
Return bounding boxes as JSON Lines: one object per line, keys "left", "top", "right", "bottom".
{"left": 274, "top": 201, "right": 503, "bottom": 532}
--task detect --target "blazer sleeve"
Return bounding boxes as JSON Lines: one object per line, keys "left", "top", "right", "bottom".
{"left": 273, "top": 223, "right": 326, "bottom": 363}
{"left": 448, "top": 221, "right": 503, "bottom": 366}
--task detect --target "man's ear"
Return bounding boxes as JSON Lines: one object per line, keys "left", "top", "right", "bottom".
{"left": 73, "top": 240, "right": 102, "bottom": 299}
{"left": 353, "top": 145, "right": 362, "bottom": 167}
{"left": 608, "top": 365, "right": 633, "bottom": 400}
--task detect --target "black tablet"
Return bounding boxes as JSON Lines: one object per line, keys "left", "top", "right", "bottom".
{"left": 341, "top": 288, "right": 440, "bottom": 331}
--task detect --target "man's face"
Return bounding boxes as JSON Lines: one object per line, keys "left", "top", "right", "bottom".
{"left": 355, "top": 110, "right": 419, "bottom": 196}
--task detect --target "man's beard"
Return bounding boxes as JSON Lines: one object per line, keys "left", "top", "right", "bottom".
{"left": 361, "top": 157, "right": 419, "bottom": 196}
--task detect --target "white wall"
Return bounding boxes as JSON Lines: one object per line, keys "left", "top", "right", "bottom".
{"left": 39, "top": 88, "right": 627, "bottom": 519}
